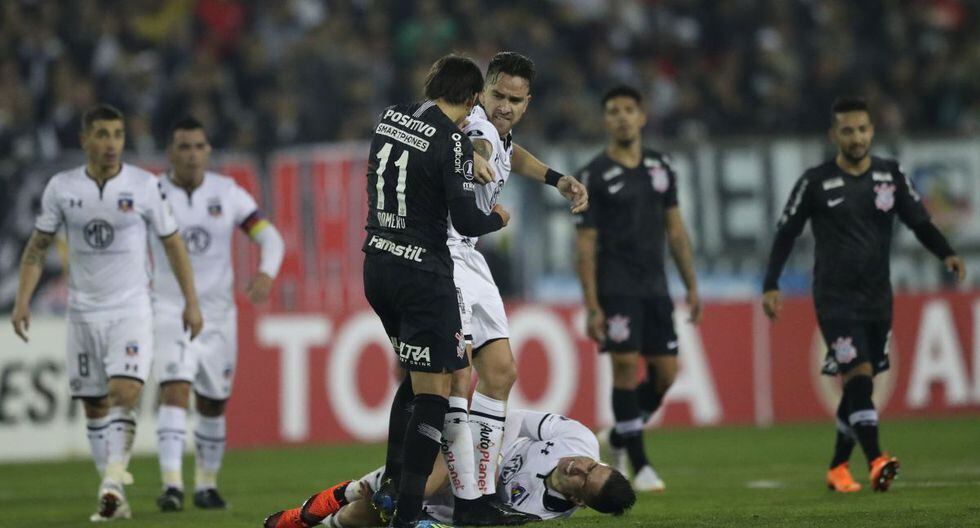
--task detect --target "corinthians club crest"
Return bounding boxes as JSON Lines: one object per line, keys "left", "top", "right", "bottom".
{"left": 874, "top": 183, "right": 895, "bottom": 212}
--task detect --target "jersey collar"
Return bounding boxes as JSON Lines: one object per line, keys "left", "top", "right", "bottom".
{"left": 538, "top": 471, "right": 576, "bottom": 513}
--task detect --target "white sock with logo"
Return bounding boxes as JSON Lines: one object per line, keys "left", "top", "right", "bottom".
{"left": 468, "top": 391, "right": 506, "bottom": 495}
{"left": 157, "top": 405, "right": 187, "bottom": 490}
{"left": 103, "top": 406, "right": 137, "bottom": 488}
{"left": 194, "top": 415, "right": 226, "bottom": 491}
{"left": 442, "top": 396, "right": 481, "bottom": 500}
{"left": 86, "top": 416, "right": 111, "bottom": 477}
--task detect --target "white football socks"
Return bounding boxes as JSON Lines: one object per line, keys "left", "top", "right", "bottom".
{"left": 86, "top": 415, "right": 111, "bottom": 477}
{"left": 468, "top": 392, "right": 506, "bottom": 495}
{"left": 442, "top": 396, "right": 481, "bottom": 500}
{"left": 194, "top": 415, "right": 226, "bottom": 491}
{"left": 157, "top": 405, "right": 187, "bottom": 490}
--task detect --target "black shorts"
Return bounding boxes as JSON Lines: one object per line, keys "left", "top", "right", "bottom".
{"left": 363, "top": 257, "right": 468, "bottom": 373}
{"left": 598, "top": 295, "right": 678, "bottom": 356}
{"left": 817, "top": 318, "right": 892, "bottom": 376}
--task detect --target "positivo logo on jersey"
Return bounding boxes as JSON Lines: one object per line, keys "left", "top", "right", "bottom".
{"left": 83, "top": 219, "right": 114, "bottom": 249}
{"left": 182, "top": 226, "right": 212, "bottom": 254}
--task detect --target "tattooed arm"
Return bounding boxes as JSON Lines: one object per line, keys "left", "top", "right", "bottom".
{"left": 12, "top": 230, "right": 55, "bottom": 342}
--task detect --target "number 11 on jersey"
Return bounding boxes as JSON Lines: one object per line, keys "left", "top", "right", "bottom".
{"left": 375, "top": 142, "right": 409, "bottom": 217}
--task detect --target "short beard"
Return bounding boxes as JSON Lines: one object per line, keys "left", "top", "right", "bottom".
{"left": 842, "top": 148, "right": 868, "bottom": 164}
{"left": 615, "top": 137, "right": 636, "bottom": 149}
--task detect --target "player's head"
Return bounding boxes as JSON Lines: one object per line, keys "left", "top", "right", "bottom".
{"left": 480, "top": 51, "right": 535, "bottom": 136}
{"left": 551, "top": 456, "right": 635, "bottom": 516}
{"left": 167, "top": 116, "right": 212, "bottom": 180}
{"left": 602, "top": 85, "right": 646, "bottom": 147}
{"left": 80, "top": 104, "right": 125, "bottom": 169}
{"left": 829, "top": 96, "right": 874, "bottom": 164}
{"left": 424, "top": 54, "right": 484, "bottom": 116}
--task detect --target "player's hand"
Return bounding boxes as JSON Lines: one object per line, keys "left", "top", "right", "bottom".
{"left": 492, "top": 204, "right": 510, "bottom": 227}
{"left": 762, "top": 290, "right": 782, "bottom": 321}
{"left": 11, "top": 303, "right": 30, "bottom": 343}
{"left": 557, "top": 176, "right": 589, "bottom": 214}
{"left": 944, "top": 255, "right": 966, "bottom": 282}
{"left": 247, "top": 272, "right": 274, "bottom": 303}
{"left": 687, "top": 291, "right": 702, "bottom": 324}
{"left": 473, "top": 151, "right": 495, "bottom": 185}
{"left": 586, "top": 307, "right": 605, "bottom": 343}
{"left": 183, "top": 302, "right": 204, "bottom": 340}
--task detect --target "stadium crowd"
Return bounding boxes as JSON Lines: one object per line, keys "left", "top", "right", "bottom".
{"left": 1, "top": 0, "right": 978, "bottom": 165}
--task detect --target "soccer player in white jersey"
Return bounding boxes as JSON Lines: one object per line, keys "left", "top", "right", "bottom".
{"left": 150, "top": 117, "right": 285, "bottom": 512}
{"left": 410, "top": 52, "right": 588, "bottom": 525}
{"left": 263, "top": 410, "right": 635, "bottom": 528}
{"left": 10, "top": 104, "right": 203, "bottom": 522}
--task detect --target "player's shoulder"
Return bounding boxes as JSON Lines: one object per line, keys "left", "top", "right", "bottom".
{"left": 801, "top": 160, "right": 839, "bottom": 183}
{"left": 870, "top": 156, "right": 902, "bottom": 174}
{"left": 121, "top": 163, "right": 162, "bottom": 190}
{"left": 642, "top": 147, "right": 674, "bottom": 167}
{"left": 203, "top": 171, "right": 240, "bottom": 191}
{"left": 46, "top": 166, "right": 84, "bottom": 188}
{"left": 463, "top": 106, "right": 498, "bottom": 142}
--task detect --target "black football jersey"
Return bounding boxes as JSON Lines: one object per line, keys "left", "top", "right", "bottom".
{"left": 363, "top": 101, "right": 477, "bottom": 277}
{"left": 773, "top": 156, "right": 931, "bottom": 320}
{"left": 574, "top": 148, "right": 679, "bottom": 297}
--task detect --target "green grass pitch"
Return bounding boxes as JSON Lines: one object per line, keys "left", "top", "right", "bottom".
{"left": 2, "top": 417, "right": 978, "bottom": 527}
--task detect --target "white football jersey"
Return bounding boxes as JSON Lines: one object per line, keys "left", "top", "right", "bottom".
{"left": 150, "top": 172, "right": 259, "bottom": 319}
{"left": 35, "top": 163, "right": 178, "bottom": 322}
{"left": 447, "top": 105, "right": 513, "bottom": 244}
{"left": 496, "top": 413, "right": 600, "bottom": 520}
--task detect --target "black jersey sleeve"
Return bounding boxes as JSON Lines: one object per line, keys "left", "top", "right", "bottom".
{"left": 775, "top": 172, "right": 813, "bottom": 238}
{"left": 573, "top": 164, "right": 597, "bottom": 229}
{"left": 892, "top": 163, "right": 931, "bottom": 228}
{"left": 663, "top": 155, "right": 679, "bottom": 208}
{"left": 442, "top": 130, "right": 477, "bottom": 201}
{"left": 763, "top": 173, "right": 813, "bottom": 291}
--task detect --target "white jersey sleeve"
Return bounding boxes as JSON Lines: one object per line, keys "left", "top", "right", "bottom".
{"left": 230, "top": 183, "right": 259, "bottom": 226}
{"left": 35, "top": 176, "right": 63, "bottom": 233}
{"left": 140, "top": 177, "right": 178, "bottom": 237}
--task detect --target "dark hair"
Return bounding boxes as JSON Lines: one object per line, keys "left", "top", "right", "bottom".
{"left": 586, "top": 470, "right": 636, "bottom": 516}
{"left": 424, "top": 54, "right": 484, "bottom": 105}
{"left": 82, "top": 104, "right": 124, "bottom": 131}
{"left": 602, "top": 85, "right": 643, "bottom": 108}
{"left": 487, "top": 51, "right": 536, "bottom": 85}
{"left": 168, "top": 116, "right": 206, "bottom": 144}
{"left": 831, "top": 96, "right": 870, "bottom": 121}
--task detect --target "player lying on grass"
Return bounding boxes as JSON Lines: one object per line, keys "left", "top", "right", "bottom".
{"left": 264, "top": 410, "right": 636, "bottom": 527}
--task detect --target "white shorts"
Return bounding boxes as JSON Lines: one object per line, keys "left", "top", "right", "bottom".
{"left": 153, "top": 312, "right": 238, "bottom": 400}
{"left": 66, "top": 316, "right": 154, "bottom": 398}
{"left": 450, "top": 243, "right": 509, "bottom": 349}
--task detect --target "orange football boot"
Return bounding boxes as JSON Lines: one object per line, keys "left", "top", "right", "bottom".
{"left": 869, "top": 454, "right": 900, "bottom": 492}
{"left": 264, "top": 508, "right": 306, "bottom": 528}
{"left": 826, "top": 462, "right": 862, "bottom": 492}
{"left": 301, "top": 480, "right": 355, "bottom": 524}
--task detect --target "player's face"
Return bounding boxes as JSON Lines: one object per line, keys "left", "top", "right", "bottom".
{"left": 168, "top": 128, "right": 212, "bottom": 179}
{"left": 80, "top": 119, "right": 125, "bottom": 168}
{"left": 553, "top": 456, "right": 612, "bottom": 505}
{"left": 480, "top": 73, "right": 531, "bottom": 136}
{"left": 830, "top": 111, "right": 874, "bottom": 163}
{"left": 603, "top": 96, "right": 646, "bottom": 145}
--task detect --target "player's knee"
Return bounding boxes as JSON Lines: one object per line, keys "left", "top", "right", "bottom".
{"left": 159, "top": 381, "right": 191, "bottom": 408}
{"left": 107, "top": 379, "right": 143, "bottom": 409}
{"left": 196, "top": 395, "right": 227, "bottom": 417}
{"left": 450, "top": 366, "right": 473, "bottom": 397}
{"left": 611, "top": 359, "right": 638, "bottom": 389}
{"left": 81, "top": 396, "right": 110, "bottom": 419}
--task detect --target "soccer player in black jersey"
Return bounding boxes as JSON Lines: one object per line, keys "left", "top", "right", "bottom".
{"left": 762, "top": 97, "right": 966, "bottom": 493}
{"left": 360, "top": 55, "right": 512, "bottom": 528}
{"left": 574, "top": 86, "right": 701, "bottom": 492}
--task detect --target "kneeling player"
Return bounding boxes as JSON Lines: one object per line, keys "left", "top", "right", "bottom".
{"left": 264, "top": 410, "right": 636, "bottom": 527}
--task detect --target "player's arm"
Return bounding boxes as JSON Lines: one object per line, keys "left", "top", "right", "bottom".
{"left": 893, "top": 165, "right": 965, "bottom": 282}
{"left": 665, "top": 207, "right": 701, "bottom": 324}
{"left": 575, "top": 226, "right": 603, "bottom": 343}
{"left": 240, "top": 211, "right": 285, "bottom": 303}
{"left": 11, "top": 230, "right": 55, "bottom": 342}
{"left": 160, "top": 232, "right": 203, "bottom": 338}
{"left": 762, "top": 174, "right": 813, "bottom": 320}
{"left": 470, "top": 138, "right": 497, "bottom": 185}
{"left": 446, "top": 132, "right": 510, "bottom": 236}
{"left": 512, "top": 143, "right": 588, "bottom": 214}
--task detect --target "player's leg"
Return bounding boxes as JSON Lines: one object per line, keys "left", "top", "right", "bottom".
{"left": 67, "top": 321, "right": 112, "bottom": 479}
{"left": 153, "top": 313, "right": 195, "bottom": 511}
{"left": 190, "top": 315, "right": 238, "bottom": 509}
{"left": 862, "top": 321, "right": 899, "bottom": 491}
{"left": 826, "top": 396, "right": 861, "bottom": 492}
{"left": 93, "top": 316, "right": 153, "bottom": 520}
{"left": 635, "top": 296, "right": 679, "bottom": 420}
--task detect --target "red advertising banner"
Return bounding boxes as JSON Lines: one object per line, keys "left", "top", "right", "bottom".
{"left": 224, "top": 293, "right": 980, "bottom": 448}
